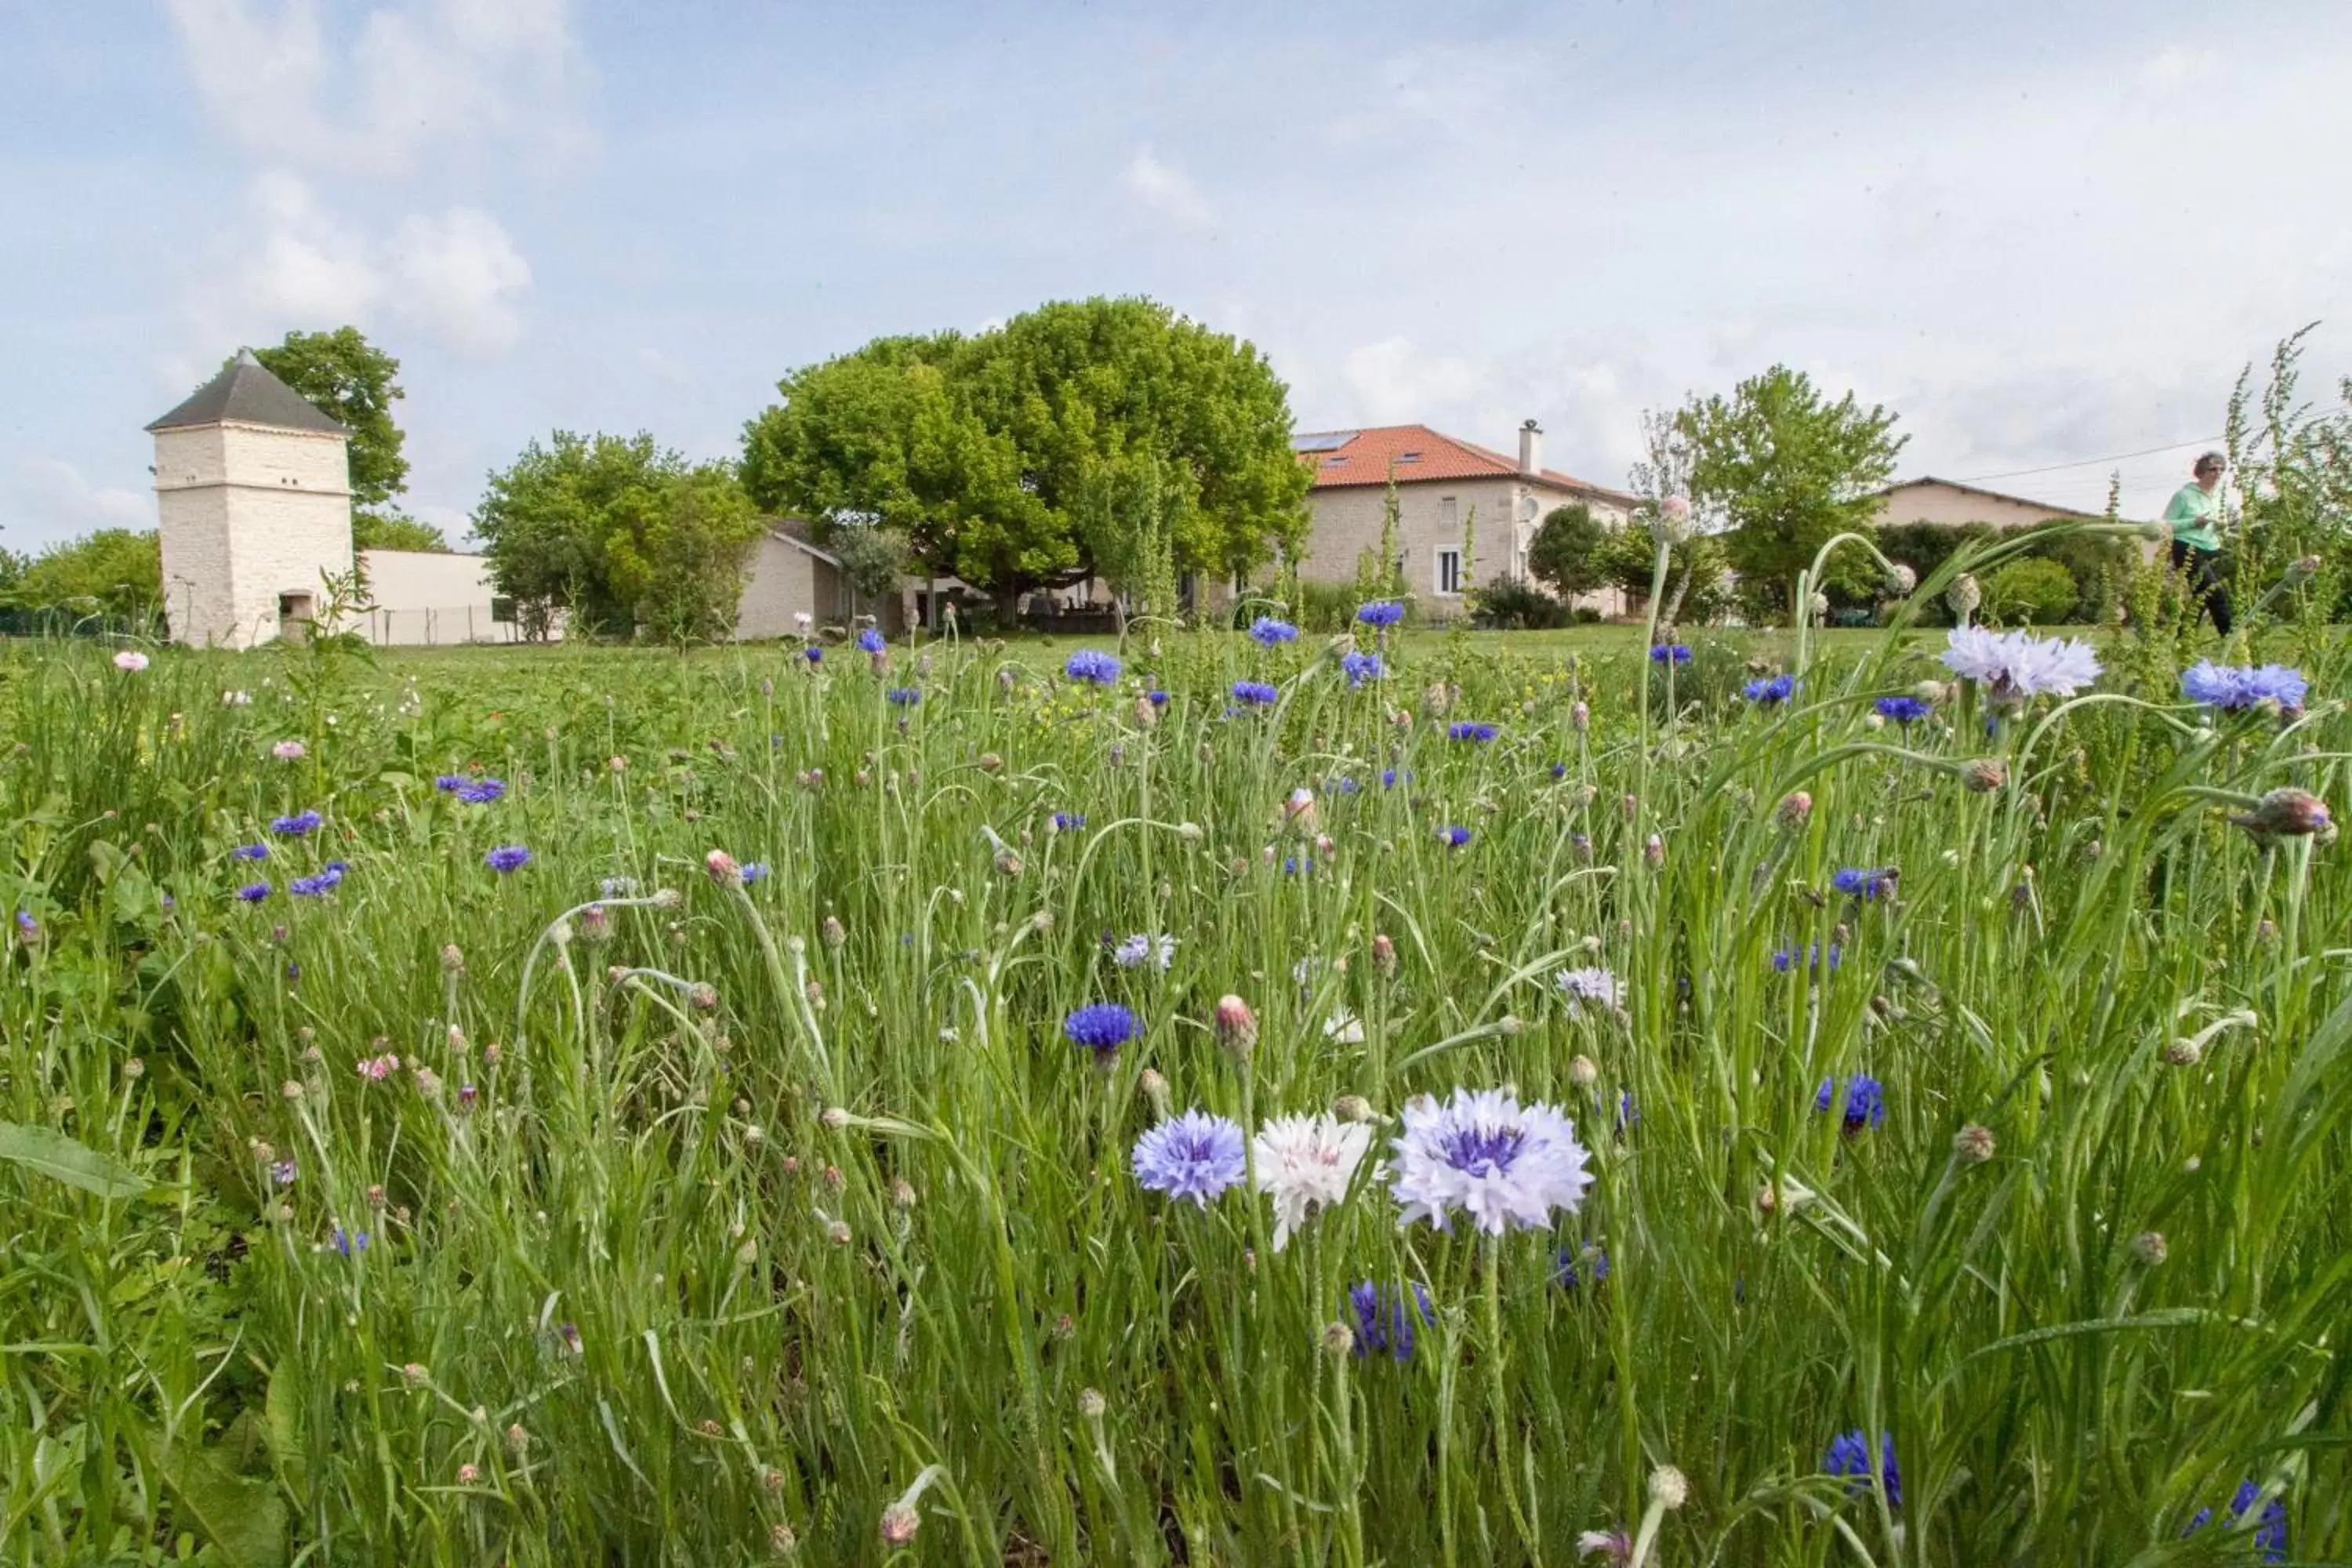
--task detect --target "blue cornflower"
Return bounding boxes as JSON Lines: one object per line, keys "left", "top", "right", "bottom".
{"left": 434, "top": 774, "right": 466, "bottom": 793}
{"left": 1816, "top": 1075, "right": 1886, "bottom": 1131}
{"left": 856, "top": 629, "right": 886, "bottom": 654}
{"left": 1773, "top": 941, "right": 1842, "bottom": 975}
{"left": 455, "top": 779, "right": 506, "bottom": 804}
{"left": 1437, "top": 826, "right": 1471, "bottom": 848}
{"left": 1130, "top": 1109, "right": 1248, "bottom": 1207}
{"left": 13, "top": 910, "right": 34, "bottom": 936}
{"left": 1831, "top": 867, "right": 1896, "bottom": 901}
{"left": 804, "top": 646, "right": 822, "bottom": 665}
{"left": 1615, "top": 1091, "right": 1638, "bottom": 1132}
{"left": 2185, "top": 1481, "right": 2288, "bottom": 1562}
{"left": 1232, "top": 681, "right": 1279, "bottom": 706}
{"left": 270, "top": 809, "right": 322, "bottom": 837}
{"left": 237, "top": 882, "right": 271, "bottom": 903}
{"left": 1447, "top": 721, "right": 1498, "bottom": 742}
{"left": 887, "top": 687, "right": 920, "bottom": 706}
{"left": 484, "top": 845, "right": 532, "bottom": 873}
{"left": 1341, "top": 651, "right": 1384, "bottom": 688}
{"left": 1744, "top": 674, "right": 1795, "bottom": 705}
{"left": 1824, "top": 1430, "right": 1901, "bottom": 1507}
{"left": 1550, "top": 762, "right": 1568, "bottom": 780}
{"left": 270, "top": 1158, "right": 297, "bottom": 1185}
{"left": 1065, "top": 650, "right": 1122, "bottom": 686}
{"left": 2182, "top": 659, "right": 2308, "bottom": 713}
{"left": 1146, "top": 689, "right": 1169, "bottom": 706}
{"left": 1064, "top": 1002, "right": 1140, "bottom": 1055}
{"left": 1650, "top": 644, "right": 1692, "bottom": 664}
{"left": 1875, "top": 696, "right": 1933, "bottom": 724}
{"left": 1382, "top": 768, "right": 1412, "bottom": 789}
{"left": 1282, "top": 854, "right": 1313, "bottom": 875}
{"left": 332, "top": 1225, "right": 370, "bottom": 1258}
{"left": 1327, "top": 776, "right": 1361, "bottom": 796}
{"left": 231, "top": 843, "right": 269, "bottom": 861}
{"left": 1249, "top": 616, "right": 1298, "bottom": 647}
{"left": 740, "top": 862, "right": 769, "bottom": 883}
{"left": 1051, "top": 812, "right": 1086, "bottom": 833}
{"left": 1554, "top": 1246, "right": 1610, "bottom": 1290}
{"left": 289, "top": 864, "right": 344, "bottom": 896}
{"left": 1348, "top": 1280, "right": 1432, "bottom": 1360}
{"left": 1356, "top": 601, "right": 1405, "bottom": 629}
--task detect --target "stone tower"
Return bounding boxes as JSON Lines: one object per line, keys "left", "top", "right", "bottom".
{"left": 147, "top": 350, "right": 354, "bottom": 648}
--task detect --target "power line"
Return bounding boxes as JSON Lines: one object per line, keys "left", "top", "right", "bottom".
{"left": 1955, "top": 436, "right": 2223, "bottom": 484}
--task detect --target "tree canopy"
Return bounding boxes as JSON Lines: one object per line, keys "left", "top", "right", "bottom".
{"left": 2, "top": 528, "right": 162, "bottom": 619}
{"left": 1675, "top": 366, "right": 1906, "bottom": 619}
{"left": 1526, "top": 503, "right": 1608, "bottom": 598}
{"left": 472, "top": 432, "right": 764, "bottom": 642}
{"left": 241, "top": 328, "right": 411, "bottom": 522}
{"left": 739, "top": 297, "right": 1311, "bottom": 601}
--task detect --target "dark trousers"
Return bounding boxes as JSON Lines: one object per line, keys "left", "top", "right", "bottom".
{"left": 2170, "top": 541, "right": 2233, "bottom": 634}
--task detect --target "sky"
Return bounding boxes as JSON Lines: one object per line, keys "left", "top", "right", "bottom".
{"left": 3, "top": 0, "right": 2349, "bottom": 554}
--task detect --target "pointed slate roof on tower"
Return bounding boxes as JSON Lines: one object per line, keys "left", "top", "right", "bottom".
{"left": 145, "top": 349, "right": 347, "bottom": 435}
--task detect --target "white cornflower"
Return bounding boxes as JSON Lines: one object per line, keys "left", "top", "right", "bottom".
{"left": 1940, "top": 626, "right": 2101, "bottom": 701}
{"left": 1555, "top": 966, "right": 1621, "bottom": 1011}
{"left": 1112, "top": 932, "right": 1177, "bottom": 971}
{"left": 1390, "top": 1087, "right": 1595, "bottom": 1236}
{"left": 1323, "top": 1010, "right": 1366, "bottom": 1044}
{"left": 1253, "top": 1112, "right": 1373, "bottom": 1250}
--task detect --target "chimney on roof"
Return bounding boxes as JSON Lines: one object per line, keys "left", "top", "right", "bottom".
{"left": 1517, "top": 419, "right": 1541, "bottom": 478}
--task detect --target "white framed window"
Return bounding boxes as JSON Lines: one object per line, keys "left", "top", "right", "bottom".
{"left": 1436, "top": 548, "right": 1463, "bottom": 597}
{"left": 1439, "top": 495, "right": 1458, "bottom": 528}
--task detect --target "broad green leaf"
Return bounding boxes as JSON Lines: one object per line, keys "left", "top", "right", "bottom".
{"left": 0, "top": 1122, "right": 151, "bottom": 1200}
{"left": 264, "top": 1366, "right": 309, "bottom": 1499}
{"left": 157, "top": 1439, "right": 289, "bottom": 1568}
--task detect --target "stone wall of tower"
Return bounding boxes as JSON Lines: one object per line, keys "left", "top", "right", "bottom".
{"left": 154, "top": 422, "right": 353, "bottom": 648}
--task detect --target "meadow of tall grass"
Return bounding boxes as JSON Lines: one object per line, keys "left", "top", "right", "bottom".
{"left": 3, "top": 579, "right": 2349, "bottom": 1563}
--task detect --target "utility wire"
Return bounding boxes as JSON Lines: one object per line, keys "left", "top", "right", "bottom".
{"left": 1955, "top": 436, "right": 2223, "bottom": 484}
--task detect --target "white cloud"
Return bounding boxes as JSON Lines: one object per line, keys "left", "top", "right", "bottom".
{"left": 388, "top": 208, "right": 532, "bottom": 358}
{"left": 8, "top": 458, "right": 154, "bottom": 542}
{"left": 176, "top": 176, "right": 533, "bottom": 361}
{"left": 162, "top": 0, "right": 586, "bottom": 176}
{"left": 2140, "top": 45, "right": 2219, "bottom": 89}
{"left": 241, "top": 172, "right": 384, "bottom": 322}
{"left": 1341, "top": 338, "right": 1487, "bottom": 423}
{"left": 1123, "top": 147, "right": 1216, "bottom": 231}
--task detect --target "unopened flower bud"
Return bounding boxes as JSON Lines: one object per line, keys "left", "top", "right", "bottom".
{"left": 1953, "top": 1123, "right": 1996, "bottom": 1163}
{"left": 688, "top": 982, "right": 718, "bottom": 1012}
{"left": 705, "top": 849, "right": 742, "bottom": 885}
{"left": 891, "top": 1177, "right": 917, "bottom": 1210}
{"left": 1885, "top": 562, "right": 1918, "bottom": 596}
{"left": 820, "top": 1106, "right": 850, "bottom": 1131}
{"left": 2162, "top": 1037, "right": 2202, "bottom": 1068}
{"left": 821, "top": 915, "right": 846, "bottom": 950}
{"left": 1568, "top": 1054, "right": 1599, "bottom": 1089}
{"left": 1570, "top": 700, "right": 1589, "bottom": 731}
{"left": 1371, "top": 932, "right": 1397, "bottom": 977}
{"left": 1657, "top": 493, "right": 1693, "bottom": 544}
{"left": 1138, "top": 1068, "right": 1172, "bottom": 1120}
{"left": 1947, "top": 573, "right": 1981, "bottom": 615}
{"left": 1649, "top": 1465, "right": 1690, "bottom": 1511}
{"left": 1960, "top": 757, "right": 2008, "bottom": 793}
{"left": 1777, "top": 791, "right": 1813, "bottom": 832}
{"left": 826, "top": 1218, "right": 852, "bottom": 1246}
{"left": 2288, "top": 554, "right": 2322, "bottom": 583}
{"left": 1332, "top": 1094, "right": 1375, "bottom": 1123}
{"left": 769, "top": 1521, "right": 798, "bottom": 1554}
{"left": 2131, "top": 1230, "right": 2167, "bottom": 1266}
{"left": 441, "top": 943, "right": 465, "bottom": 975}
{"left": 1214, "top": 994, "right": 1258, "bottom": 1058}
{"left": 2230, "top": 786, "right": 2333, "bottom": 842}
{"left": 1643, "top": 833, "right": 1664, "bottom": 866}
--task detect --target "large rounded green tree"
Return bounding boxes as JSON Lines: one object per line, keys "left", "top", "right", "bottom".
{"left": 739, "top": 298, "right": 1311, "bottom": 609}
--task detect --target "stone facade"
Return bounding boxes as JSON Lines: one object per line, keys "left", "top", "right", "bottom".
{"left": 1299, "top": 474, "right": 1634, "bottom": 618}
{"left": 154, "top": 421, "right": 354, "bottom": 648}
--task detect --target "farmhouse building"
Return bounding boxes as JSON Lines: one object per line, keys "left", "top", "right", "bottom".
{"left": 1870, "top": 477, "right": 2107, "bottom": 530}
{"left": 1292, "top": 421, "right": 1638, "bottom": 616}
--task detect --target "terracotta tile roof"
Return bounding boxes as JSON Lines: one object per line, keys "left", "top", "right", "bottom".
{"left": 1294, "top": 423, "right": 1634, "bottom": 504}
{"left": 1871, "top": 477, "right": 2108, "bottom": 522}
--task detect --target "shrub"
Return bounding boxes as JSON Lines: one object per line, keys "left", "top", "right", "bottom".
{"left": 1468, "top": 579, "right": 1570, "bottom": 630}
{"left": 1981, "top": 557, "right": 2080, "bottom": 625}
